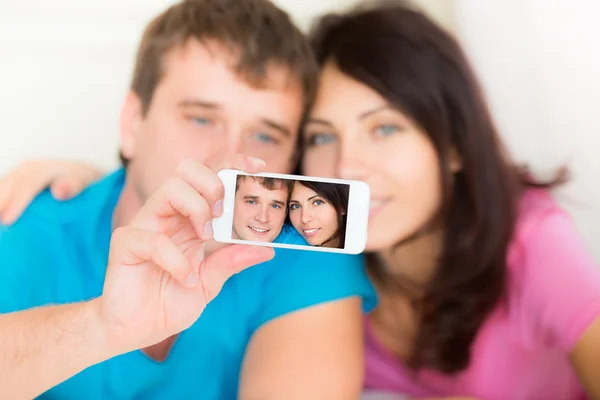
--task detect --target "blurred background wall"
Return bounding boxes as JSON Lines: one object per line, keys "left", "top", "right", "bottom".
{"left": 1, "top": 0, "right": 598, "bottom": 259}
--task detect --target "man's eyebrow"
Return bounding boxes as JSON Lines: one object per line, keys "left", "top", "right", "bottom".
{"left": 243, "top": 195, "right": 259, "bottom": 200}
{"left": 272, "top": 199, "right": 286, "bottom": 206}
{"left": 177, "top": 99, "right": 222, "bottom": 109}
{"left": 261, "top": 118, "right": 291, "bottom": 137}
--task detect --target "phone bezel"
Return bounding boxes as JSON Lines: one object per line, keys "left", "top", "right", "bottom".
{"left": 212, "top": 169, "right": 370, "bottom": 254}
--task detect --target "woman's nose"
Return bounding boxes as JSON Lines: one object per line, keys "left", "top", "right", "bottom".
{"left": 301, "top": 209, "right": 312, "bottom": 224}
{"left": 337, "top": 141, "right": 369, "bottom": 181}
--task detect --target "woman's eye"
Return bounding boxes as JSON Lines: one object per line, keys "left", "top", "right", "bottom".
{"left": 289, "top": 204, "right": 299, "bottom": 210}
{"left": 373, "top": 124, "right": 400, "bottom": 137}
{"left": 313, "top": 199, "right": 324, "bottom": 206}
{"left": 305, "top": 133, "right": 336, "bottom": 147}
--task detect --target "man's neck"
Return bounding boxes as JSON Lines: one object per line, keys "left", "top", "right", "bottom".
{"left": 112, "top": 179, "right": 143, "bottom": 231}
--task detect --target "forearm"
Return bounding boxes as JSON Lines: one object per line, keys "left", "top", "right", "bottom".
{"left": 239, "top": 298, "right": 364, "bottom": 400}
{"left": 0, "top": 299, "right": 111, "bottom": 399}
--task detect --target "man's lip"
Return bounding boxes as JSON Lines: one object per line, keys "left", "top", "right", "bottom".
{"left": 248, "top": 226, "right": 269, "bottom": 234}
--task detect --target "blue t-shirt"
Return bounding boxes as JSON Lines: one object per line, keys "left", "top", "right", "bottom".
{"left": 274, "top": 222, "right": 307, "bottom": 245}
{"left": 0, "top": 169, "right": 376, "bottom": 400}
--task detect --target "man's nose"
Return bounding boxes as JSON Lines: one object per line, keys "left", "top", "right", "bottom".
{"left": 205, "top": 128, "right": 245, "bottom": 169}
{"left": 255, "top": 206, "right": 270, "bottom": 223}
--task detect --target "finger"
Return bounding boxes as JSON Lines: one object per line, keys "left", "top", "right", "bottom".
{"left": 0, "top": 176, "right": 15, "bottom": 224}
{"left": 110, "top": 227, "right": 197, "bottom": 288}
{"left": 0, "top": 181, "right": 38, "bottom": 225}
{"left": 217, "top": 153, "right": 266, "bottom": 174}
{"left": 133, "top": 177, "right": 213, "bottom": 241}
{"left": 198, "top": 244, "right": 274, "bottom": 303}
{"left": 176, "top": 159, "right": 225, "bottom": 218}
{"left": 50, "top": 176, "right": 87, "bottom": 200}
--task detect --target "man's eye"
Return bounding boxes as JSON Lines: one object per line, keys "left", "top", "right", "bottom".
{"left": 253, "top": 132, "right": 277, "bottom": 144}
{"left": 192, "top": 117, "right": 212, "bottom": 126}
{"left": 246, "top": 200, "right": 256, "bottom": 205}
{"left": 271, "top": 204, "right": 281, "bottom": 209}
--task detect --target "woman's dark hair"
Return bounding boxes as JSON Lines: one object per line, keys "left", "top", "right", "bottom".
{"left": 289, "top": 181, "right": 349, "bottom": 248}
{"left": 307, "top": 0, "right": 566, "bottom": 373}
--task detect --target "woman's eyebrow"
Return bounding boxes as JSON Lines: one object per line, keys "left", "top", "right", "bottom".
{"left": 358, "top": 104, "right": 394, "bottom": 120}
{"left": 305, "top": 118, "right": 334, "bottom": 127}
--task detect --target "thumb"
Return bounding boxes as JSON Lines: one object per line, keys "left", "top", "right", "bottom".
{"left": 199, "top": 244, "right": 274, "bottom": 303}
{"left": 50, "top": 176, "right": 87, "bottom": 200}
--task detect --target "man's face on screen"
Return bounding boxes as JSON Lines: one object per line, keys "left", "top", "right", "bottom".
{"left": 232, "top": 176, "right": 289, "bottom": 242}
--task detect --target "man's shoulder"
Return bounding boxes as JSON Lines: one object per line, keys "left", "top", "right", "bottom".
{"left": 0, "top": 189, "right": 65, "bottom": 248}
{"left": 273, "top": 223, "right": 308, "bottom": 245}
{"left": 3, "top": 168, "right": 124, "bottom": 235}
{"left": 238, "top": 245, "right": 376, "bottom": 328}
{"left": 0, "top": 168, "right": 125, "bottom": 267}
{"left": 0, "top": 169, "right": 124, "bottom": 312}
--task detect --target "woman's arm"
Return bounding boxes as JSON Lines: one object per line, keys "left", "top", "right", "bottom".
{"left": 0, "top": 159, "right": 102, "bottom": 224}
{"left": 515, "top": 208, "right": 600, "bottom": 399}
{"left": 571, "top": 317, "right": 600, "bottom": 399}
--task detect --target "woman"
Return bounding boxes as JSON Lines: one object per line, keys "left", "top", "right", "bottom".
{"left": 2, "top": 1, "right": 600, "bottom": 398}
{"left": 288, "top": 180, "right": 348, "bottom": 248}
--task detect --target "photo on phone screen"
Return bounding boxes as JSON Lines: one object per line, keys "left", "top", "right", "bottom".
{"left": 213, "top": 170, "right": 369, "bottom": 254}
{"left": 232, "top": 174, "right": 349, "bottom": 249}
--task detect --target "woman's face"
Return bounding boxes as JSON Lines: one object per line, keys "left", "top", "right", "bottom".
{"left": 289, "top": 183, "right": 340, "bottom": 247}
{"left": 302, "top": 62, "right": 444, "bottom": 252}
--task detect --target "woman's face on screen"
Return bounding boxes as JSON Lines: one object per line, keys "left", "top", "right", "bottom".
{"left": 288, "top": 183, "right": 340, "bottom": 247}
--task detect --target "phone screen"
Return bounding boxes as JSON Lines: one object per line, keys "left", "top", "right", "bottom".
{"left": 231, "top": 175, "right": 350, "bottom": 249}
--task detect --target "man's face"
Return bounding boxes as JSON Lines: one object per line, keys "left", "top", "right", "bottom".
{"left": 232, "top": 177, "right": 288, "bottom": 242}
{"left": 119, "top": 39, "right": 304, "bottom": 207}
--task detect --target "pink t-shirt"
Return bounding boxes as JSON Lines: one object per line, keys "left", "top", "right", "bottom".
{"left": 364, "top": 189, "right": 600, "bottom": 399}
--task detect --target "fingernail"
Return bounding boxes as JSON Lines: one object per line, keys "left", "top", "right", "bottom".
{"left": 203, "top": 221, "right": 213, "bottom": 239}
{"left": 186, "top": 271, "right": 198, "bottom": 287}
{"left": 213, "top": 200, "right": 223, "bottom": 217}
{"left": 52, "top": 187, "right": 68, "bottom": 200}
{"left": 247, "top": 157, "right": 266, "bottom": 169}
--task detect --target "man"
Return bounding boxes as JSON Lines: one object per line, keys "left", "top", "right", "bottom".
{"left": 232, "top": 176, "right": 292, "bottom": 242}
{"left": 0, "top": 1, "right": 375, "bottom": 399}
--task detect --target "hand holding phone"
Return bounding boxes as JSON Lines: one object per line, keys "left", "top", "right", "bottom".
{"left": 212, "top": 169, "right": 370, "bottom": 254}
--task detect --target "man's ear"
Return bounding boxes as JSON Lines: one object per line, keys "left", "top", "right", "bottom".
{"left": 119, "top": 91, "right": 143, "bottom": 160}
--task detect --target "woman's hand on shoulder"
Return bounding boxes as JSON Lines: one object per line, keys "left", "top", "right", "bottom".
{"left": 0, "top": 159, "right": 102, "bottom": 225}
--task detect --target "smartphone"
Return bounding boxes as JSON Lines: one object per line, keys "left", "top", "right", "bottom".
{"left": 212, "top": 169, "right": 370, "bottom": 254}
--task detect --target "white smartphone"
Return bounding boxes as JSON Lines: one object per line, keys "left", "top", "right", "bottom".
{"left": 212, "top": 169, "right": 370, "bottom": 254}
